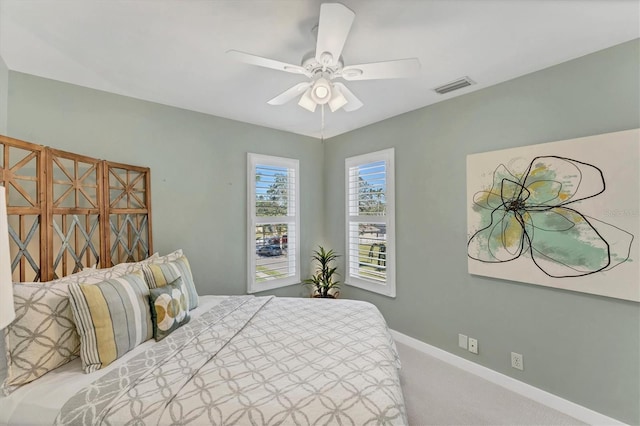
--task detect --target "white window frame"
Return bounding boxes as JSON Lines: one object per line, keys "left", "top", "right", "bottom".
{"left": 247, "top": 153, "right": 300, "bottom": 293}
{"left": 345, "top": 148, "right": 396, "bottom": 297}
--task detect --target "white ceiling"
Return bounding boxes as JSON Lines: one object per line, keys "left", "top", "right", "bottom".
{"left": 1, "top": 1, "right": 638, "bottom": 139}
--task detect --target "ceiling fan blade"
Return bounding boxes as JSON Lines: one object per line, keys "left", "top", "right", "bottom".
{"left": 267, "top": 82, "right": 313, "bottom": 105}
{"left": 315, "top": 3, "right": 355, "bottom": 66}
{"left": 341, "top": 58, "right": 421, "bottom": 81}
{"left": 333, "top": 83, "right": 363, "bottom": 112}
{"left": 227, "top": 50, "right": 311, "bottom": 77}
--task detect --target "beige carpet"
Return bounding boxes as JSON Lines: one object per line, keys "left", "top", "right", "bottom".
{"left": 396, "top": 342, "right": 586, "bottom": 426}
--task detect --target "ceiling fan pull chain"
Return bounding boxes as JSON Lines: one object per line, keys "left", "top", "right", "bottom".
{"left": 321, "top": 104, "right": 325, "bottom": 142}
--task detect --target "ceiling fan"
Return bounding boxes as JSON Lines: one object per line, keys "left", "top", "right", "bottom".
{"left": 227, "top": 2, "right": 421, "bottom": 113}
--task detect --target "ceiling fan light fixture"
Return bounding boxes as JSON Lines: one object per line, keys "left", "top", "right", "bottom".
{"left": 298, "top": 88, "right": 317, "bottom": 112}
{"left": 310, "top": 77, "right": 332, "bottom": 104}
{"left": 328, "top": 84, "right": 348, "bottom": 112}
{"left": 315, "top": 85, "right": 329, "bottom": 99}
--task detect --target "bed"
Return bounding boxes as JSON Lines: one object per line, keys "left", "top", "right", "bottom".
{"left": 1, "top": 137, "right": 405, "bottom": 425}
{"left": 1, "top": 292, "right": 406, "bottom": 425}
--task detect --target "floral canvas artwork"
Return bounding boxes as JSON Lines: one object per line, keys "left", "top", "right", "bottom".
{"left": 467, "top": 129, "right": 639, "bottom": 302}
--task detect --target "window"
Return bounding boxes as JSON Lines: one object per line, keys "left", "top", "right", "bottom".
{"left": 345, "top": 148, "right": 395, "bottom": 297}
{"left": 247, "top": 153, "right": 300, "bottom": 293}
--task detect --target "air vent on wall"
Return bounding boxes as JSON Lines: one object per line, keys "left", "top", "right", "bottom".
{"left": 434, "top": 77, "right": 475, "bottom": 94}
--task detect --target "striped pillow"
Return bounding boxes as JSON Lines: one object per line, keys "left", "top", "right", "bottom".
{"left": 68, "top": 271, "right": 153, "bottom": 373}
{"left": 142, "top": 255, "right": 198, "bottom": 310}
{"left": 2, "top": 265, "right": 151, "bottom": 394}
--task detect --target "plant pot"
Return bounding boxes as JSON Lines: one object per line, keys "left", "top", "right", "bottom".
{"left": 312, "top": 290, "right": 340, "bottom": 299}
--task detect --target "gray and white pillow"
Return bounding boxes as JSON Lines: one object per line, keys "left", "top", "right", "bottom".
{"left": 69, "top": 271, "right": 153, "bottom": 373}
{"left": 1, "top": 257, "right": 157, "bottom": 395}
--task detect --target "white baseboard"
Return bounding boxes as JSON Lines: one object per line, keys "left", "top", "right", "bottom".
{"left": 390, "top": 329, "right": 625, "bottom": 426}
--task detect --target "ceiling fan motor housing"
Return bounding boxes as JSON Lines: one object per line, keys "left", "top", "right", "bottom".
{"left": 301, "top": 51, "right": 344, "bottom": 76}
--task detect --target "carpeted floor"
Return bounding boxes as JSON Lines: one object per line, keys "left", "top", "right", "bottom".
{"left": 396, "top": 342, "right": 586, "bottom": 426}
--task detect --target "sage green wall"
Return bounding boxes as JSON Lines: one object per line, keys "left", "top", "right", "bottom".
{"left": 324, "top": 39, "right": 640, "bottom": 424}
{"left": 6, "top": 72, "right": 323, "bottom": 298}
{"left": 4, "top": 40, "right": 639, "bottom": 423}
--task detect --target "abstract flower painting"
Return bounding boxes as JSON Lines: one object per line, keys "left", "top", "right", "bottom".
{"left": 467, "top": 129, "right": 639, "bottom": 302}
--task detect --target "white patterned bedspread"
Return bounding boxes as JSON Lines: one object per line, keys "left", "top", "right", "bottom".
{"left": 55, "top": 296, "right": 406, "bottom": 425}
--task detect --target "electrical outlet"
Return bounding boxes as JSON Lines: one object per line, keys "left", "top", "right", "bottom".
{"left": 458, "top": 334, "right": 468, "bottom": 349}
{"left": 511, "top": 352, "right": 524, "bottom": 370}
{"left": 468, "top": 338, "right": 478, "bottom": 354}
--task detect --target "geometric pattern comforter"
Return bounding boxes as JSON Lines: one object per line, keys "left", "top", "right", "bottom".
{"left": 55, "top": 296, "right": 407, "bottom": 425}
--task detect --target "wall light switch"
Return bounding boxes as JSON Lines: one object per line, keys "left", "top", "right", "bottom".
{"left": 458, "top": 334, "right": 468, "bottom": 349}
{"left": 468, "top": 338, "right": 478, "bottom": 354}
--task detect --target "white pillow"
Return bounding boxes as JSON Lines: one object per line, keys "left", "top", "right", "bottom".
{"left": 153, "top": 249, "right": 183, "bottom": 264}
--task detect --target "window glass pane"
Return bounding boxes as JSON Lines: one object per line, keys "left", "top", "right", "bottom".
{"left": 349, "top": 160, "right": 386, "bottom": 216}
{"left": 255, "top": 223, "right": 294, "bottom": 282}
{"left": 255, "top": 165, "right": 292, "bottom": 217}
{"left": 349, "top": 222, "right": 387, "bottom": 283}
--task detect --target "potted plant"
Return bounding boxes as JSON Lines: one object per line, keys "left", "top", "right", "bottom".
{"left": 304, "top": 246, "right": 340, "bottom": 298}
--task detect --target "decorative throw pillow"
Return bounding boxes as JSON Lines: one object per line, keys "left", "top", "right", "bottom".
{"left": 68, "top": 271, "right": 153, "bottom": 373}
{"left": 2, "top": 282, "right": 79, "bottom": 394}
{"left": 153, "top": 249, "right": 183, "bottom": 264}
{"left": 142, "top": 255, "right": 198, "bottom": 310}
{"left": 149, "top": 277, "right": 190, "bottom": 341}
{"left": 2, "top": 267, "right": 135, "bottom": 394}
{"left": 108, "top": 252, "right": 160, "bottom": 275}
{"left": 1, "top": 254, "right": 162, "bottom": 394}
{"left": 142, "top": 261, "right": 181, "bottom": 289}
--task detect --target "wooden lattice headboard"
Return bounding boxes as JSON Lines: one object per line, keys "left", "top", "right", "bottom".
{"left": 0, "top": 135, "right": 153, "bottom": 282}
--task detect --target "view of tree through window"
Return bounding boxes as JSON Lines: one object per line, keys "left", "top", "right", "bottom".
{"left": 253, "top": 163, "right": 296, "bottom": 285}
{"left": 345, "top": 149, "right": 395, "bottom": 297}
{"left": 256, "top": 170, "right": 288, "bottom": 216}
{"left": 357, "top": 161, "right": 387, "bottom": 215}
{"left": 349, "top": 161, "right": 387, "bottom": 282}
